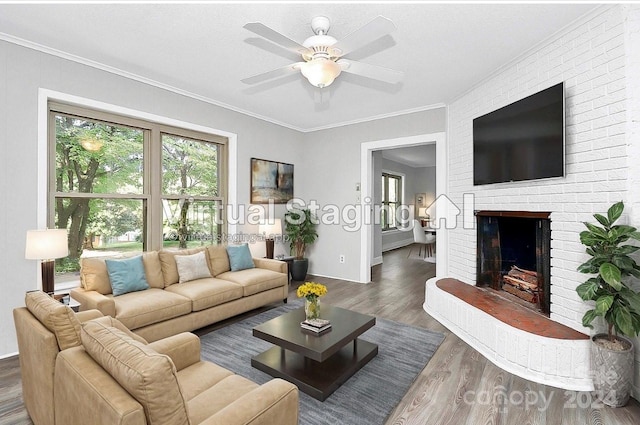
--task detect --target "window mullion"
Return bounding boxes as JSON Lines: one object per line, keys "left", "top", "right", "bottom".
{"left": 148, "top": 125, "right": 163, "bottom": 251}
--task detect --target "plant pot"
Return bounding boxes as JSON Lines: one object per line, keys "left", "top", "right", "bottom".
{"left": 591, "top": 333, "right": 634, "bottom": 407}
{"left": 290, "top": 258, "right": 308, "bottom": 281}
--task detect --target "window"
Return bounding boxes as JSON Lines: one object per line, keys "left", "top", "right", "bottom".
{"left": 381, "top": 172, "right": 402, "bottom": 231}
{"left": 161, "top": 134, "right": 223, "bottom": 248}
{"left": 49, "top": 103, "right": 226, "bottom": 282}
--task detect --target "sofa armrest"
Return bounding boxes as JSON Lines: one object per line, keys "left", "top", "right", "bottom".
{"left": 76, "top": 309, "right": 103, "bottom": 323}
{"left": 55, "top": 347, "right": 146, "bottom": 425}
{"left": 147, "top": 332, "right": 201, "bottom": 371}
{"left": 252, "top": 258, "right": 287, "bottom": 274}
{"left": 13, "top": 307, "right": 59, "bottom": 425}
{"left": 199, "top": 378, "right": 298, "bottom": 425}
{"left": 70, "top": 287, "right": 116, "bottom": 317}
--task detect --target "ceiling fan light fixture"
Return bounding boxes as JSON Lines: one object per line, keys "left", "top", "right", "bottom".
{"left": 300, "top": 58, "right": 341, "bottom": 88}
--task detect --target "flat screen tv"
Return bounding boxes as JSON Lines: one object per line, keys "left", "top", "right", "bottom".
{"left": 473, "top": 82, "right": 565, "bottom": 185}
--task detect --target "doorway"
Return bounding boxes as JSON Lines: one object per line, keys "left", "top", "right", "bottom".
{"left": 359, "top": 132, "right": 447, "bottom": 283}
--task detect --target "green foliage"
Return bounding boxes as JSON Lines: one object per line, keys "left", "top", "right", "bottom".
{"left": 54, "top": 115, "right": 220, "bottom": 259}
{"left": 577, "top": 201, "right": 640, "bottom": 340}
{"left": 161, "top": 135, "right": 219, "bottom": 248}
{"left": 285, "top": 209, "right": 318, "bottom": 259}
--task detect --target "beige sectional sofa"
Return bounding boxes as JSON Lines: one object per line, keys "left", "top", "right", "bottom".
{"left": 14, "top": 291, "right": 299, "bottom": 425}
{"left": 70, "top": 245, "right": 288, "bottom": 342}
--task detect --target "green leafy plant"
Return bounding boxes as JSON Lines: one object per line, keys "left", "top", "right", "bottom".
{"left": 576, "top": 201, "right": 640, "bottom": 341}
{"left": 285, "top": 209, "right": 318, "bottom": 260}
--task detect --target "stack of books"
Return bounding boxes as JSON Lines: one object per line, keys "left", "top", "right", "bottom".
{"left": 300, "top": 318, "right": 332, "bottom": 335}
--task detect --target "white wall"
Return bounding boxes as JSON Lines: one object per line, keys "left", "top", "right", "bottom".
{"left": 299, "top": 109, "right": 447, "bottom": 282}
{"left": 379, "top": 158, "right": 436, "bottom": 252}
{"left": 0, "top": 40, "right": 303, "bottom": 357}
{"left": 447, "top": 5, "right": 640, "bottom": 393}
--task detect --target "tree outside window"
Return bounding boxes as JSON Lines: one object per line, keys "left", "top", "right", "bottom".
{"left": 50, "top": 105, "right": 226, "bottom": 283}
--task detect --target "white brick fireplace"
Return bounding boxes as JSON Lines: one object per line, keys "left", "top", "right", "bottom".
{"left": 427, "top": 5, "right": 640, "bottom": 395}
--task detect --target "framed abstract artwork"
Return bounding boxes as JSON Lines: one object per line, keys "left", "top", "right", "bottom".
{"left": 250, "top": 158, "right": 294, "bottom": 204}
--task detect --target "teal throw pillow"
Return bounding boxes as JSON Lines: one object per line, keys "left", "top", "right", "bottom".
{"left": 105, "top": 256, "right": 150, "bottom": 296}
{"left": 226, "top": 244, "right": 255, "bottom": 272}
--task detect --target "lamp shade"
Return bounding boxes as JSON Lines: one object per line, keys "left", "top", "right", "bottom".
{"left": 259, "top": 219, "right": 282, "bottom": 238}
{"left": 418, "top": 207, "right": 429, "bottom": 218}
{"left": 25, "top": 229, "right": 68, "bottom": 260}
{"left": 300, "top": 58, "right": 341, "bottom": 88}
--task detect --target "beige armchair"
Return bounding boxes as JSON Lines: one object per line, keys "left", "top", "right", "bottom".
{"left": 13, "top": 290, "right": 103, "bottom": 425}
{"left": 55, "top": 320, "right": 299, "bottom": 425}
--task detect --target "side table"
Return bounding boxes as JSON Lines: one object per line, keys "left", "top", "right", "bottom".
{"left": 276, "top": 255, "right": 296, "bottom": 284}
{"left": 68, "top": 297, "right": 81, "bottom": 313}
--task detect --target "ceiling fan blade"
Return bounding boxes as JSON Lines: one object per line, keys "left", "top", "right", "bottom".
{"left": 331, "top": 16, "right": 397, "bottom": 57}
{"left": 244, "top": 22, "right": 310, "bottom": 55}
{"left": 337, "top": 59, "right": 404, "bottom": 84}
{"left": 241, "top": 63, "right": 303, "bottom": 85}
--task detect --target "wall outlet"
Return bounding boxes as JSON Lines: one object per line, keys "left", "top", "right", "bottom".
{"left": 339, "top": 254, "right": 345, "bottom": 264}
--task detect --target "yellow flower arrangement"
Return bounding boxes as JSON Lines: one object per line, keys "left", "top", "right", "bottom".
{"left": 296, "top": 281, "right": 327, "bottom": 301}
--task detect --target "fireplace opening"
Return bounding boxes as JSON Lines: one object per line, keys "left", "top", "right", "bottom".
{"left": 476, "top": 211, "right": 551, "bottom": 316}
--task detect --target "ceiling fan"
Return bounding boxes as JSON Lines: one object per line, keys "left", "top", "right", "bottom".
{"left": 241, "top": 15, "right": 404, "bottom": 89}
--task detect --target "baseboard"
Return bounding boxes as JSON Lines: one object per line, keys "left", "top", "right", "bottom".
{"left": 372, "top": 256, "right": 383, "bottom": 266}
{"left": 382, "top": 238, "right": 413, "bottom": 252}
{"left": 0, "top": 351, "right": 18, "bottom": 360}
{"left": 307, "top": 272, "right": 368, "bottom": 284}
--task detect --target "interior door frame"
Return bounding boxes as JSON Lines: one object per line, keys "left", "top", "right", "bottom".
{"left": 359, "top": 132, "right": 447, "bottom": 283}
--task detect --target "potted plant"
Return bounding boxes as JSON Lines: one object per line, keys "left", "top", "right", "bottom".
{"left": 576, "top": 201, "right": 640, "bottom": 407}
{"left": 285, "top": 209, "right": 318, "bottom": 281}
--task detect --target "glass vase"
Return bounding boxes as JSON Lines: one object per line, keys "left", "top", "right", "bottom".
{"left": 305, "top": 297, "right": 321, "bottom": 321}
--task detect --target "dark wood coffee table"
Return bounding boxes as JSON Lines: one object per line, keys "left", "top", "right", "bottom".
{"left": 251, "top": 304, "right": 377, "bottom": 401}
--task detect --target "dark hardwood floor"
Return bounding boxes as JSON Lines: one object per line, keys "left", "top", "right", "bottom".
{"left": 2, "top": 245, "right": 639, "bottom": 424}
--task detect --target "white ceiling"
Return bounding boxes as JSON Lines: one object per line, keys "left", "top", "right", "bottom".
{"left": 0, "top": 2, "right": 597, "bottom": 132}
{"left": 382, "top": 145, "right": 436, "bottom": 168}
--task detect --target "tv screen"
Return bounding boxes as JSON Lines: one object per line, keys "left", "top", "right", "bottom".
{"left": 473, "top": 82, "right": 565, "bottom": 185}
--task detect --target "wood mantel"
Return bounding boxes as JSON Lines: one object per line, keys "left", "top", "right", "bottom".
{"left": 475, "top": 210, "right": 551, "bottom": 219}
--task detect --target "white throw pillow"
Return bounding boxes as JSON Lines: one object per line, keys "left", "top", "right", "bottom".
{"left": 174, "top": 251, "right": 212, "bottom": 283}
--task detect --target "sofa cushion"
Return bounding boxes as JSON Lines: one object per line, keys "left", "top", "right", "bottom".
{"left": 80, "top": 257, "right": 112, "bottom": 294}
{"left": 159, "top": 247, "right": 207, "bottom": 287}
{"left": 206, "top": 245, "right": 231, "bottom": 276}
{"left": 90, "top": 315, "right": 149, "bottom": 345}
{"left": 142, "top": 251, "right": 165, "bottom": 289}
{"left": 216, "top": 268, "right": 286, "bottom": 296}
{"left": 111, "top": 288, "right": 192, "bottom": 330}
{"left": 226, "top": 243, "right": 255, "bottom": 272}
{"left": 187, "top": 374, "right": 259, "bottom": 425}
{"left": 106, "top": 256, "right": 150, "bottom": 296}
{"left": 175, "top": 251, "right": 212, "bottom": 283}
{"left": 80, "top": 321, "right": 189, "bottom": 425}
{"left": 176, "top": 361, "right": 234, "bottom": 402}
{"left": 25, "top": 291, "right": 81, "bottom": 350}
{"left": 81, "top": 252, "right": 164, "bottom": 294}
{"left": 165, "top": 278, "right": 243, "bottom": 311}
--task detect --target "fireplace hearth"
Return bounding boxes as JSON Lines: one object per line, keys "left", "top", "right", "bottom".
{"left": 476, "top": 210, "right": 551, "bottom": 315}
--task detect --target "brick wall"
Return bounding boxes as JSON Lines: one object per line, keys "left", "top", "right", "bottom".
{"left": 447, "top": 5, "right": 627, "bottom": 332}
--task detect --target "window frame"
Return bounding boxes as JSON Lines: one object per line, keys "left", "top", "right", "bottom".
{"left": 381, "top": 171, "right": 403, "bottom": 231}
{"left": 48, "top": 102, "right": 227, "bottom": 277}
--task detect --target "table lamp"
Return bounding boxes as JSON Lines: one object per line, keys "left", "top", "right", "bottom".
{"left": 259, "top": 219, "right": 282, "bottom": 259}
{"left": 25, "top": 229, "right": 68, "bottom": 294}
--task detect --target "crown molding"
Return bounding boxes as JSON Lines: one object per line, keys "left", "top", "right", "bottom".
{"left": 1, "top": 31, "right": 446, "bottom": 133}
{"left": 302, "top": 102, "right": 447, "bottom": 133}
{"left": 0, "top": 31, "right": 307, "bottom": 132}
